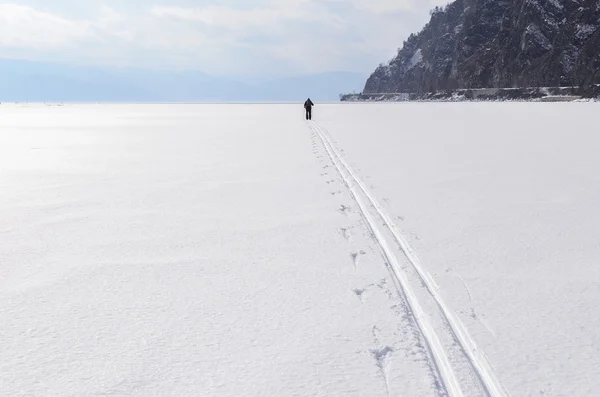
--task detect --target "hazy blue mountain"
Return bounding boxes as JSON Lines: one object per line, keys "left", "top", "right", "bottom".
{"left": 256, "top": 72, "right": 367, "bottom": 102}
{"left": 0, "top": 59, "right": 364, "bottom": 102}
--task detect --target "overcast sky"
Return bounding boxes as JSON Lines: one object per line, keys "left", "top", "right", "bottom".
{"left": 0, "top": 0, "right": 449, "bottom": 77}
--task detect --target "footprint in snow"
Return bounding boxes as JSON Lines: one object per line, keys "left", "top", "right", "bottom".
{"left": 339, "top": 227, "right": 350, "bottom": 240}
{"left": 353, "top": 288, "right": 365, "bottom": 304}
{"left": 372, "top": 346, "right": 393, "bottom": 367}
{"left": 338, "top": 205, "right": 350, "bottom": 215}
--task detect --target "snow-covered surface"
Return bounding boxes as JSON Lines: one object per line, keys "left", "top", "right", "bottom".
{"left": 576, "top": 23, "right": 598, "bottom": 40}
{"left": 407, "top": 49, "right": 423, "bottom": 69}
{"left": 1, "top": 103, "right": 599, "bottom": 396}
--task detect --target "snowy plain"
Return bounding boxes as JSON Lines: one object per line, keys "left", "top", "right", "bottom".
{"left": 1, "top": 103, "right": 599, "bottom": 396}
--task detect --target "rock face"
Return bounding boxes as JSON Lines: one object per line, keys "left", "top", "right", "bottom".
{"left": 364, "top": 0, "right": 600, "bottom": 94}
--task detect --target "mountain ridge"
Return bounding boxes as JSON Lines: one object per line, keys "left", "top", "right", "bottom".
{"left": 0, "top": 59, "right": 365, "bottom": 102}
{"left": 364, "top": 0, "right": 600, "bottom": 94}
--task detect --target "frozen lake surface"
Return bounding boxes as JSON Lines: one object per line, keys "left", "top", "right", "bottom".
{"left": 1, "top": 103, "right": 599, "bottom": 396}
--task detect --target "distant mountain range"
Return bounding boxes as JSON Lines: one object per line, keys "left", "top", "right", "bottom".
{"left": 0, "top": 58, "right": 365, "bottom": 102}
{"left": 364, "top": 0, "right": 600, "bottom": 94}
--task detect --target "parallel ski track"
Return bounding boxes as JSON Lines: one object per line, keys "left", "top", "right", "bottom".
{"left": 309, "top": 121, "right": 508, "bottom": 397}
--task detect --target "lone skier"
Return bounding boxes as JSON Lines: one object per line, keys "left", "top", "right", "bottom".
{"left": 304, "top": 98, "right": 314, "bottom": 120}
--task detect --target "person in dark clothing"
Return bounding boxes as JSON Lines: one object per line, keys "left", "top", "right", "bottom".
{"left": 304, "top": 98, "right": 314, "bottom": 120}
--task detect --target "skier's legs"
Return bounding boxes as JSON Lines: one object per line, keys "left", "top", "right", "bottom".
{"left": 308, "top": 108, "right": 312, "bottom": 120}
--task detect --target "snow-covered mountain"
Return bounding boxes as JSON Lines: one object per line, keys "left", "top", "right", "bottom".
{"left": 364, "top": 0, "right": 600, "bottom": 94}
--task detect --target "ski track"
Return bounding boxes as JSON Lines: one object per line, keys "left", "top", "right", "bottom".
{"left": 309, "top": 121, "right": 509, "bottom": 397}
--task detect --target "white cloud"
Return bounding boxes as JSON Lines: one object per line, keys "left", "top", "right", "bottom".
{"left": 0, "top": 4, "right": 96, "bottom": 48}
{"left": 348, "top": 0, "right": 414, "bottom": 14}
{"left": 0, "top": 0, "right": 444, "bottom": 76}
{"left": 150, "top": 3, "right": 344, "bottom": 31}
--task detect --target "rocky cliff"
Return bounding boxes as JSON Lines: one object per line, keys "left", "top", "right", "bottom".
{"left": 364, "top": 0, "right": 600, "bottom": 94}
